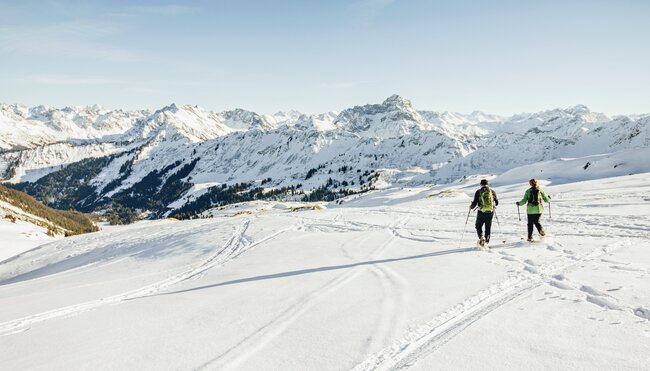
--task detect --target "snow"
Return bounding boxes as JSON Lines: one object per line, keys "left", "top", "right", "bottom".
{"left": 0, "top": 218, "right": 57, "bottom": 262}
{"left": 0, "top": 201, "right": 61, "bottom": 261}
{"left": 1, "top": 142, "right": 124, "bottom": 184}
{"left": 0, "top": 172, "right": 649, "bottom": 370}
{"left": 494, "top": 146, "right": 650, "bottom": 186}
{"left": 1, "top": 96, "right": 650, "bottom": 368}
{"left": 164, "top": 182, "right": 221, "bottom": 210}
{"left": 3, "top": 96, "right": 649, "bottom": 214}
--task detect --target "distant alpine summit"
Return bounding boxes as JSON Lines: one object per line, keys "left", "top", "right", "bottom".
{"left": 0, "top": 96, "right": 648, "bottom": 220}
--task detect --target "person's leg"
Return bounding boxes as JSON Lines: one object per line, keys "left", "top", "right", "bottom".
{"left": 527, "top": 214, "right": 534, "bottom": 239}
{"left": 533, "top": 214, "right": 544, "bottom": 235}
{"left": 475, "top": 212, "right": 485, "bottom": 239}
{"left": 485, "top": 213, "right": 493, "bottom": 242}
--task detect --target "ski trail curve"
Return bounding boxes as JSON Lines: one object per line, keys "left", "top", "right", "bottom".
{"left": 351, "top": 271, "right": 536, "bottom": 371}
{"left": 364, "top": 219, "right": 413, "bottom": 353}
{"left": 199, "top": 233, "right": 385, "bottom": 371}
{"left": 0, "top": 219, "right": 294, "bottom": 336}
{"left": 200, "top": 217, "right": 410, "bottom": 371}
{"left": 364, "top": 260, "right": 411, "bottom": 357}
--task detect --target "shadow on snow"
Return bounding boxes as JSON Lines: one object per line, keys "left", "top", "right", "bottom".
{"left": 148, "top": 247, "right": 475, "bottom": 298}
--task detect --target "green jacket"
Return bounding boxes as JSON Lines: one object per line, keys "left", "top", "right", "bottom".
{"left": 518, "top": 187, "right": 550, "bottom": 214}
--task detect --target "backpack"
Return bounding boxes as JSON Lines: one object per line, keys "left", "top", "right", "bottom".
{"left": 529, "top": 188, "right": 541, "bottom": 206}
{"left": 479, "top": 187, "right": 494, "bottom": 212}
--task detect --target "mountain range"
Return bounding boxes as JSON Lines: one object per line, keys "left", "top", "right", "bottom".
{"left": 1, "top": 95, "right": 648, "bottom": 220}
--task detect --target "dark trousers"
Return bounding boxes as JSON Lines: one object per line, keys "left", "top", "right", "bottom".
{"left": 527, "top": 214, "right": 543, "bottom": 238}
{"left": 475, "top": 211, "right": 494, "bottom": 239}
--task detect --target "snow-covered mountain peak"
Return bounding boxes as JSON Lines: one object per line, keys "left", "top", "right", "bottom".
{"left": 26, "top": 105, "right": 54, "bottom": 120}
{"left": 466, "top": 110, "right": 503, "bottom": 123}
{"left": 128, "top": 105, "right": 276, "bottom": 144}
{"left": 381, "top": 94, "right": 413, "bottom": 110}
{"left": 333, "top": 95, "right": 427, "bottom": 138}
{"left": 291, "top": 113, "right": 337, "bottom": 132}
{"left": 565, "top": 104, "right": 590, "bottom": 114}
{"left": 515, "top": 104, "right": 605, "bottom": 123}
{"left": 0, "top": 103, "right": 29, "bottom": 120}
{"left": 272, "top": 110, "right": 302, "bottom": 120}
{"left": 133, "top": 104, "right": 232, "bottom": 142}
{"left": 502, "top": 104, "right": 611, "bottom": 137}
{"left": 60, "top": 104, "right": 106, "bottom": 115}
{"left": 220, "top": 108, "right": 275, "bottom": 131}
{"left": 155, "top": 103, "right": 180, "bottom": 114}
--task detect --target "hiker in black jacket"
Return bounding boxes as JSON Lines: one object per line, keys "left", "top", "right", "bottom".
{"left": 469, "top": 179, "right": 499, "bottom": 246}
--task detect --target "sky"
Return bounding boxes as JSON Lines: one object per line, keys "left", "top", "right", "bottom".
{"left": 0, "top": 0, "right": 649, "bottom": 115}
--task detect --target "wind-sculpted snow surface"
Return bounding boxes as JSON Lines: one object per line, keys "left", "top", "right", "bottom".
{"left": 0, "top": 173, "right": 649, "bottom": 370}
{"left": 0, "top": 218, "right": 297, "bottom": 336}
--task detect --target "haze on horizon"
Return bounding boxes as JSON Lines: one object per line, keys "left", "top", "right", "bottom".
{"left": 0, "top": 0, "right": 648, "bottom": 116}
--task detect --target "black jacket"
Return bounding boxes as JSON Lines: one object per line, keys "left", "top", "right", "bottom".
{"left": 470, "top": 187, "right": 499, "bottom": 210}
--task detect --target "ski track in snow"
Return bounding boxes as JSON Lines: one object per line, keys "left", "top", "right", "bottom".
{"left": 364, "top": 262, "right": 410, "bottom": 357}
{"left": 364, "top": 218, "right": 412, "bottom": 356}
{"left": 351, "top": 239, "right": 635, "bottom": 371}
{"left": 0, "top": 218, "right": 295, "bottom": 336}
{"left": 199, "top": 217, "right": 412, "bottom": 370}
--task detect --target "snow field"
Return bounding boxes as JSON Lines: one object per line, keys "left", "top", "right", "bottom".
{"left": 0, "top": 173, "right": 649, "bottom": 370}
{"left": 0, "top": 201, "right": 62, "bottom": 261}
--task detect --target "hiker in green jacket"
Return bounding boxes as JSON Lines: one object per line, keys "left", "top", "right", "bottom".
{"left": 516, "top": 178, "right": 551, "bottom": 242}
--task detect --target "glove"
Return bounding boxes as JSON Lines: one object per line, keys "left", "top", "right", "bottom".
{"left": 516, "top": 202, "right": 520, "bottom": 206}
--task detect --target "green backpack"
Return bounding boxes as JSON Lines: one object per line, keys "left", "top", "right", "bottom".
{"left": 479, "top": 187, "right": 494, "bottom": 213}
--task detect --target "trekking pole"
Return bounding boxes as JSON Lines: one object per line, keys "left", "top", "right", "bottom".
{"left": 494, "top": 209, "right": 503, "bottom": 242}
{"left": 547, "top": 200, "right": 552, "bottom": 237}
{"left": 494, "top": 207, "right": 506, "bottom": 243}
{"left": 517, "top": 203, "right": 521, "bottom": 221}
{"left": 458, "top": 208, "right": 473, "bottom": 249}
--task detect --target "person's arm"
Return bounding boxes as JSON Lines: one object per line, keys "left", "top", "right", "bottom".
{"left": 470, "top": 190, "right": 479, "bottom": 209}
{"left": 541, "top": 190, "right": 550, "bottom": 203}
{"left": 517, "top": 189, "right": 530, "bottom": 206}
{"left": 492, "top": 190, "right": 499, "bottom": 207}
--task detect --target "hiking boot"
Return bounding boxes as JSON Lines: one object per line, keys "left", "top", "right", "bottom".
{"left": 479, "top": 236, "right": 485, "bottom": 247}
{"left": 527, "top": 237, "right": 534, "bottom": 242}
{"left": 485, "top": 235, "right": 490, "bottom": 244}
{"left": 539, "top": 229, "right": 546, "bottom": 237}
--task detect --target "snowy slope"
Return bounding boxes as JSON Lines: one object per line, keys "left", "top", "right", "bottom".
{"left": 0, "top": 184, "right": 98, "bottom": 261}
{"left": 0, "top": 200, "right": 62, "bottom": 261}
{"left": 0, "top": 103, "right": 144, "bottom": 151}
{"left": 1, "top": 142, "right": 125, "bottom": 183}
{"left": 0, "top": 103, "right": 277, "bottom": 183}
{"left": 0, "top": 173, "right": 648, "bottom": 370}
{"left": 494, "top": 146, "right": 650, "bottom": 186}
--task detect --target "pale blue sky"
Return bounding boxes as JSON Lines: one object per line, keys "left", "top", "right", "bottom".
{"left": 1, "top": 0, "right": 648, "bottom": 114}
